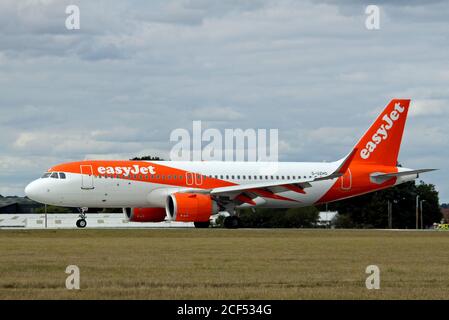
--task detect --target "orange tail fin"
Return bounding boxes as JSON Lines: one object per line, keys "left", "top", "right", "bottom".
{"left": 353, "top": 99, "right": 410, "bottom": 166}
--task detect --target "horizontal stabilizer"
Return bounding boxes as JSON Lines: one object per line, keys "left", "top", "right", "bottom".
{"left": 370, "top": 169, "right": 437, "bottom": 184}
{"left": 372, "top": 169, "right": 437, "bottom": 179}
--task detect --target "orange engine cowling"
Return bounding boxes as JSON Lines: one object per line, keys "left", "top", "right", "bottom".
{"left": 125, "top": 207, "right": 166, "bottom": 222}
{"left": 165, "top": 193, "right": 218, "bottom": 222}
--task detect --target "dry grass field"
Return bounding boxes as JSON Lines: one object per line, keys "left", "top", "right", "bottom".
{"left": 0, "top": 229, "right": 448, "bottom": 300}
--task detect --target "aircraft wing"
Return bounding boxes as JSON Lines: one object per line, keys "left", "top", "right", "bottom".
{"left": 208, "top": 148, "right": 358, "bottom": 200}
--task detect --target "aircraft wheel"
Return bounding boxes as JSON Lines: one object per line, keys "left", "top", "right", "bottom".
{"left": 223, "top": 216, "right": 240, "bottom": 229}
{"left": 76, "top": 219, "right": 87, "bottom": 228}
{"left": 194, "top": 221, "right": 210, "bottom": 228}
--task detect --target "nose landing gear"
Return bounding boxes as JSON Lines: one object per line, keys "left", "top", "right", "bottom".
{"left": 76, "top": 207, "right": 88, "bottom": 228}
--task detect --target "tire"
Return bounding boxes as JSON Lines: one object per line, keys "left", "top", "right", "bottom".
{"left": 223, "top": 216, "right": 240, "bottom": 229}
{"left": 194, "top": 221, "right": 210, "bottom": 228}
{"left": 77, "top": 219, "right": 87, "bottom": 228}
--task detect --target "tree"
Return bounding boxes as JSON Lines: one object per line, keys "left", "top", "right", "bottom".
{"left": 35, "top": 205, "right": 74, "bottom": 213}
{"left": 416, "top": 182, "right": 441, "bottom": 226}
{"left": 325, "top": 181, "right": 441, "bottom": 229}
{"left": 237, "top": 206, "right": 319, "bottom": 228}
{"left": 332, "top": 214, "right": 355, "bottom": 228}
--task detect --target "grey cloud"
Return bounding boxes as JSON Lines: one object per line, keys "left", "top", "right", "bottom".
{"left": 0, "top": 0, "right": 448, "bottom": 201}
{"left": 133, "top": 0, "right": 267, "bottom": 26}
{"left": 76, "top": 42, "right": 126, "bottom": 61}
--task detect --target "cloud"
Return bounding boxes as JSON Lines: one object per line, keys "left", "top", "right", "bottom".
{"left": 410, "top": 99, "right": 449, "bottom": 117}
{"left": 0, "top": 0, "right": 448, "bottom": 202}
{"left": 133, "top": 0, "right": 267, "bottom": 26}
{"left": 192, "top": 106, "right": 244, "bottom": 121}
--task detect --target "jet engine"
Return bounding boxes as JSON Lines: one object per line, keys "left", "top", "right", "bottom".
{"left": 165, "top": 193, "right": 218, "bottom": 222}
{"left": 124, "top": 207, "right": 166, "bottom": 222}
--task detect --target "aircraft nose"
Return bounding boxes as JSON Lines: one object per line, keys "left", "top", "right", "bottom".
{"left": 25, "top": 180, "right": 43, "bottom": 202}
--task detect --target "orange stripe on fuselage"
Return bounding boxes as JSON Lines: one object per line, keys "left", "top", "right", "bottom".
{"left": 49, "top": 160, "right": 236, "bottom": 190}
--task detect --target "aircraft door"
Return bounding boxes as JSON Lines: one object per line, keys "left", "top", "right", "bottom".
{"left": 81, "top": 165, "right": 95, "bottom": 190}
{"left": 340, "top": 168, "right": 352, "bottom": 191}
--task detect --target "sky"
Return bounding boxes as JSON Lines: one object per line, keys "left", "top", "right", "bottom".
{"left": 0, "top": 0, "right": 448, "bottom": 202}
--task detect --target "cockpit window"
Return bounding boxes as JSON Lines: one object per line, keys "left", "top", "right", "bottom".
{"left": 41, "top": 173, "right": 51, "bottom": 178}
{"left": 59, "top": 172, "right": 66, "bottom": 179}
{"left": 50, "top": 172, "right": 59, "bottom": 179}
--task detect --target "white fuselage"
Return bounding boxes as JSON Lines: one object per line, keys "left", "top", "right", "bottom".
{"left": 25, "top": 160, "right": 343, "bottom": 209}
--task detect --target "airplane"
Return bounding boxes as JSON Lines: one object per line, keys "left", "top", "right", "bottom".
{"left": 25, "top": 99, "right": 435, "bottom": 228}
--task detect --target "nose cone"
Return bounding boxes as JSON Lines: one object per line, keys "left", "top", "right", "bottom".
{"left": 25, "top": 180, "right": 44, "bottom": 203}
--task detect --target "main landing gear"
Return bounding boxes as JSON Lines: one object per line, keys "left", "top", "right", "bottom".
{"left": 76, "top": 207, "right": 88, "bottom": 228}
{"left": 223, "top": 215, "right": 241, "bottom": 229}
{"left": 194, "top": 221, "right": 211, "bottom": 228}
{"left": 193, "top": 214, "right": 241, "bottom": 229}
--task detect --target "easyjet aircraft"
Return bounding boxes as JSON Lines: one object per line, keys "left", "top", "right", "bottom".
{"left": 25, "top": 99, "right": 435, "bottom": 228}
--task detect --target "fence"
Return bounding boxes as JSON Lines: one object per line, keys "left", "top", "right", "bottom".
{"left": 0, "top": 213, "right": 194, "bottom": 229}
